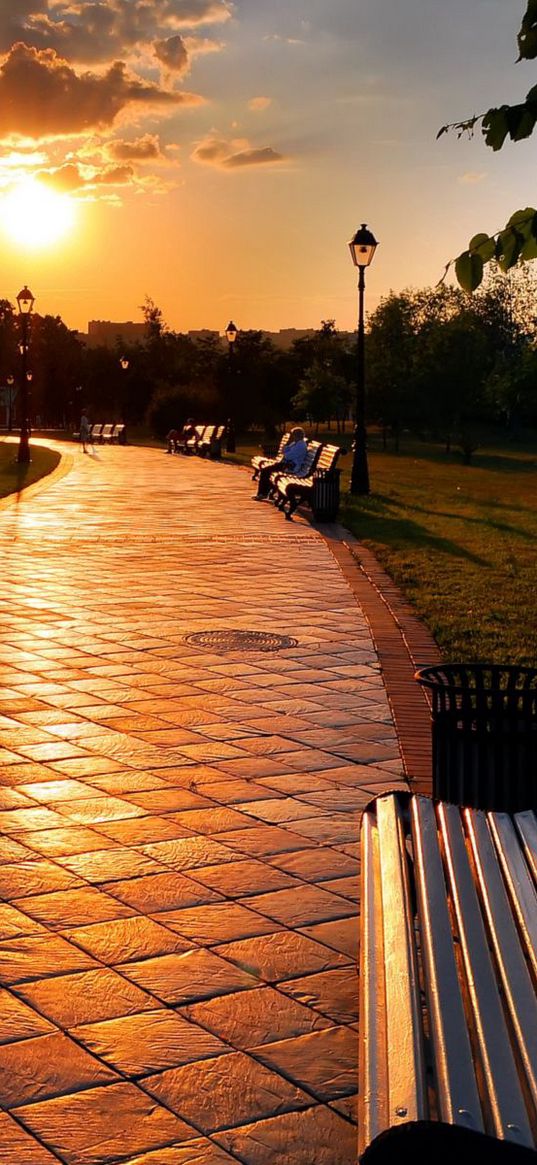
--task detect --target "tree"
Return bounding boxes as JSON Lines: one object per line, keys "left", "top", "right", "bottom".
{"left": 291, "top": 360, "right": 350, "bottom": 433}
{"left": 439, "top": 2, "right": 537, "bottom": 289}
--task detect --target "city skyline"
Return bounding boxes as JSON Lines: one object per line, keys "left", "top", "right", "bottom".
{"left": 0, "top": 2, "right": 534, "bottom": 333}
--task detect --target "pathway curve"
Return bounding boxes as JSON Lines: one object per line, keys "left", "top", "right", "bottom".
{"left": 0, "top": 442, "right": 407, "bottom": 1165}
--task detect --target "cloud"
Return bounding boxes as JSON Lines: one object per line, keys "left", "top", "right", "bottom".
{"left": 0, "top": 43, "right": 203, "bottom": 141}
{"left": 457, "top": 171, "right": 487, "bottom": 185}
{"left": 0, "top": 0, "right": 229, "bottom": 203}
{"left": 184, "top": 35, "right": 225, "bottom": 56}
{"left": 105, "top": 134, "right": 166, "bottom": 162}
{"left": 0, "top": 0, "right": 232, "bottom": 64}
{"left": 192, "top": 134, "right": 284, "bottom": 169}
{"left": 248, "top": 96, "right": 271, "bottom": 112}
{"left": 154, "top": 34, "right": 189, "bottom": 74}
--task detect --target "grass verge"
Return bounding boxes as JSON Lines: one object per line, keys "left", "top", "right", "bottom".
{"left": 0, "top": 440, "right": 62, "bottom": 502}
{"left": 340, "top": 440, "right": 537, "bottom": 667}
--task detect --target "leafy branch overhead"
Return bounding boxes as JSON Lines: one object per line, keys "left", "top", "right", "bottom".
{"left": 440, "top": 0, "right": 537, "bottom": 290}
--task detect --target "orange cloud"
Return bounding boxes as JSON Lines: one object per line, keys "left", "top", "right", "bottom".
{"left": 0, "top": 0, "right": 232, "bottom": 64}
{"left": 192, "top": 134, "right": 284, "bottom": 169}
{"left": 0, "top": 43, "right": 203, "bottom": 141}
{"left": 248, "top": 96, "right": 272, "bottom": 111}
{"left": 154, "top": 34, "right": 189, "bottom": 73}
{"left": 105, "top": 134, "right": 166, "bottom": 162}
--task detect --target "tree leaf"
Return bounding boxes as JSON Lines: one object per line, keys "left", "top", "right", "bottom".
{"left": 455, "top": 251, "right": 484, "bottom": 292}
{"left": 508, "top": 104, "right": 537, "bottom": 141}
{"left": 482, "top": 107, "right": 510, "bottom": 151}
{"left": 469, "top": 233, "right": 496, "bottom": 261}
{"left": 506, "top": 208, "right": 536, "bottom": 239}
{"left": 496, "top": 228, "right": 523, "bottom": 272}
{"left": 518, "top": 0, "right": 537, "bottom": 59}
{"left": 521, "top": 232, "right": 537, "bottom": 260}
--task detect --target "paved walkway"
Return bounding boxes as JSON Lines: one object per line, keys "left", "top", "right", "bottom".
{"left": 0, "top": 442, "right": 407, "bottom": 1165}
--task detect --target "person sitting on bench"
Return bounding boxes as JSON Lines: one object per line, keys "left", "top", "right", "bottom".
{"left": 165, "top": 429, "right": 179, "bottom": 453}
{"left": 253, "top": 427, "right": 308, "bottom": 499}
{"left": 176, "top": 418, "right": 200, "bottom": 453}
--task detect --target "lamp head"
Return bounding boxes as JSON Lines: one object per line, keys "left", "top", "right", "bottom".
{"left": 348, "top": 224, "right": 378, "bottom": 268}
{"left": 225, "top": 321, "right": 238, "bottom": 344}
{"left": 120, "top": 357, "right": 129, "bottom": 370}
{"left": 17, "top": 286, "right": 35, "bottom": 315}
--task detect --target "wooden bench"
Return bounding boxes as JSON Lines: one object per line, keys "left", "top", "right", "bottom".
{"left": 359, "top": 791, "right": 537, "bottom": 1164}
{"left": 112, "top": 423, "right": 126, "bottom": 444}
{"left": 275, "top": 443, "right": 340, "bottom": 519}
{"left": 268, "top": 440, "right": 322, "bottom": 503}
{"left": 198, "top": 424, "right": 225, "bottom": 459}
{"left": 178, "top": 424, "right": 205, "bottom": 453}
{"left": 100, "top": 423, "right": 115, "bottom": 443}
{"left": 251, "top": 434, "right": 289, "bottom": 480}
{"left": 89, "top": 423, "right": 103, "bottom": 442}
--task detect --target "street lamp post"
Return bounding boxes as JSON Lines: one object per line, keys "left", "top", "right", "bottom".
{"left": 348, "top": 224, "right": 378, "bottom": 495}
{"left": 224, "top": 321, "right": 238, "bottom": 452}
{"left": 6, "top": 375, "right": 14, "bottom": 432}
{"left": 16, "top": 285, "right": 35, "bottom": 465}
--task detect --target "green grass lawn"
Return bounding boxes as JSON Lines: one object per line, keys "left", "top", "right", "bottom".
{"left": 0, "top": 440, "right": 61, "bottom": 501}
{"left": 340, "top": 439, "right": 537, "bottom": 667}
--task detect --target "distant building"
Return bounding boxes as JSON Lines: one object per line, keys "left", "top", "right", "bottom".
{"left": 80, "top": 321, "right": 356, "bottom": 350}
{"left": 86, "top": 320, "right": 147, "bottom": 348}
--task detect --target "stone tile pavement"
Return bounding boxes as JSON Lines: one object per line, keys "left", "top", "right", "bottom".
{"left": 0, "top": 441, "right": 407, "bottom": 1165}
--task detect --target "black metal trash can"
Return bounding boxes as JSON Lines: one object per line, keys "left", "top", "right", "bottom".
{"left": 415, "top": 663, "right": 537, "bottom": 812}
{"left": 312, "top": 468, "right": 341, "bottom": 522}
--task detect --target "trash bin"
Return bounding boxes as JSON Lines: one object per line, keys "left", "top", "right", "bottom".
{"left": 415, "top": 663, "right": 537, "bottom": 812}
{"left": 312, "top": 468, "right": 341, "bottom": 522}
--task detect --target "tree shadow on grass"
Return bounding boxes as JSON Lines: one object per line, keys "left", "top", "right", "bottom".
{"left": 375, "top": 493, "right": 537, "bottom": 543}
{"left": 369, "top": 442, "right": 537, "bottom": 474}
{"left": 344, "top": 507, "right": 489, "bottom": 566}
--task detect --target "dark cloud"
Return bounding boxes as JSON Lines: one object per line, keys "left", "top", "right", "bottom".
{"left": 225, "top": 146, "right": 283, "bottom": 168}
{"left": 0, "top": 0, "right": 231, "bottom": 63}
{"left": 192, "top": 135, "right": 284, "bottom": 170}
{"left": 0, "top": 43, "right": 202, "bottom": 140}
{"left": 154, "top": 34, "right": 189, "bottom": 73}
{"left": 192, "top": 135, "right": 284, "bottom": 169}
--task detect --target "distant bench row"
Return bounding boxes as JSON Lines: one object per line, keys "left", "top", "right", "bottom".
{"left": 167, "top": 424, "right": 225, "bottom": 458}
{"left": 251, "top": 436, "right": 342, "bottom": 521}
{"left": 74, "top": 423, "right": 126, "bottom": 444}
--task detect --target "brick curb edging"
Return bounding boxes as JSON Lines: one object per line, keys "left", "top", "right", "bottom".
{"left": 322, "top": 527, "right": 443, "bottom": 796}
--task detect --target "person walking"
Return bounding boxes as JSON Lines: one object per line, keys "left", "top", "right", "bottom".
{"left": 80, "top": 412, "right": 91, "bottom": 454}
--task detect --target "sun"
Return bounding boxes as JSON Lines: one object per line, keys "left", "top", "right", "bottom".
{"left": 1, "top": 178, "right": 77, "bottom": 249}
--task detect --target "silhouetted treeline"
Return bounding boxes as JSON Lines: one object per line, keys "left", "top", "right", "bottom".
{"left": 1, "top": 265, "right": 537, "bottom": 450}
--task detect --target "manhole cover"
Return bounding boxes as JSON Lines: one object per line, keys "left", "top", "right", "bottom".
{"left": 184, "top": 630, "right": 298, "bottom": 653}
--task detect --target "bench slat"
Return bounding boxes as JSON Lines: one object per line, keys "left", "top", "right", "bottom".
{"left": 466, "top": 810, "right": 537, "bottom": 1116}
{"left": 359, "top": 811, "right": 389, "bottom": 1157}
{"left": 439, "top": 803, "right": 533, "bottom": 1145}
{"left": 489, "top": 811, "right": 537, "bottom": 983}
{"left": 411, "top": 796, "right": 483, "bottom": 1130}
{"left": 377, "top": 796, "right": 427, "bottom": 1127}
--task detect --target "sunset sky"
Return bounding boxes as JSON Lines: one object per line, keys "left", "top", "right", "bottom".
{"left": 0, "top": 1, "right": 535, "bottom": 334}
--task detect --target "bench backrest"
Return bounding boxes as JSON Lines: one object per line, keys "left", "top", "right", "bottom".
{"left": 214, "top": 425, "right": 226, "bottom": 441}
{"left": 112, "top": 424, "right": 125, "bottom": 439}
{"left": 101, "top": 424, "right": 114, "bottom": 439}
{"left": 359, "top": 792, "right": 537, "bottom": 1159}
{"left": 314, "top": 444, "right": 341, "bottom": 474}
{"left": 90, "top": 424, "right": 103, "bottom": 438}
{"left": 200, "top": 425, "right": 216, "bottom": 444}
{"left": 298, "top": 441, "right": 322, "bottom": 477}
